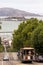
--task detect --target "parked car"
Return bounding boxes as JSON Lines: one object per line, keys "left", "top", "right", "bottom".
{"left": 3, "top": 55, "right": 9, "bottom": 61}
{"left": 38, "top": 55, "right": 43, "bottom": 62}
{"left": 35, "top": 54, "right": 43, "bottom": 62}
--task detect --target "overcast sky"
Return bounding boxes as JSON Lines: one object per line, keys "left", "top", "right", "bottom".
{"left": 0, "top": 0, "right": 43, "bottom": 15}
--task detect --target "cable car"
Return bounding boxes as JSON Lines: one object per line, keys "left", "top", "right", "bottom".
{"left": 18, "top": 47, "right": 35, "bottom": 62}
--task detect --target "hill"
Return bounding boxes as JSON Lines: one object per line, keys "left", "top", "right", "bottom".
{"left": 0, "top": 8, "right": 40, "bottom": 17}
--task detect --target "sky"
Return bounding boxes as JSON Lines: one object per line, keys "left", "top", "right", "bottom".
{"left": 0, "top": 0, "right": 43, "bottom": 15}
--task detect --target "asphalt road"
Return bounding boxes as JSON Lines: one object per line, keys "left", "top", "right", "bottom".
{"left": 0, "top": 61, "right": 43, "bottom": 65}
{"left": 0, "top": 52, "right": 43, "bottom": 65}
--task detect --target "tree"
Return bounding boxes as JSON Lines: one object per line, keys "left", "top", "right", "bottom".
{"left": 0, "top": 37, "right": 1, "bottom": 44}
{"left": 0, "top": 37, "right": 4, "bottom": 52}
{"left": 31, "top": 24, "right": 43, "bottom": 54}
{"left": 0, "top": 26, "right": 1, "bottom": 29}
{"left": 12, "top": 18, "right": 39, "bottom": 51}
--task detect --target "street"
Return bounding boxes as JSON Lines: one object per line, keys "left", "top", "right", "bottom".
{"left": 0, "top": 60, "right": 43, "bottom": 65}
{"left": 0, "top": 52, "right": 43, "bottom": 65}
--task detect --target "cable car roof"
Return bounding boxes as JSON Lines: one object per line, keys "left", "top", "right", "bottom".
{"left": 20, "top": 47, "right": 34, "bottom": 50}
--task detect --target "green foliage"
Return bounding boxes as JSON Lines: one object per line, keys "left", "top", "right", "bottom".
{"left": 0, "top": 26, "right": 4, "bottom": 52}
{"left": 12, "top": 18, "right": 43, "bottom": 53}
{"left": 31, "top": 24, "right": 43, "bottom": 54}
{"left": 0, "top": 37, "right": 1, "bottom": 44}
{"left": 0, "top": 45, "right": 4, "bottom": 52}
{"left": 0, "top": 26, "right": 1, "bottom": 29}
